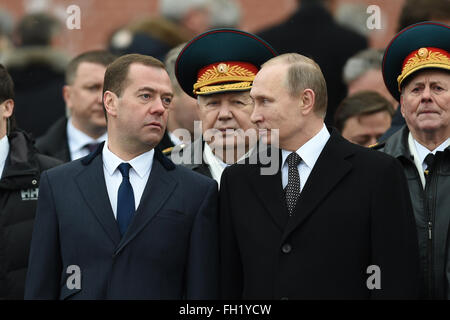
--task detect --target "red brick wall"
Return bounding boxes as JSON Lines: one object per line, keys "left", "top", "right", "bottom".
{"left": 1, "top": 0, "right": 405, "bottom": 57}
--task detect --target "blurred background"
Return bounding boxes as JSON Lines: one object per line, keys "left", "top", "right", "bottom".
{"left": 0, "top": 0, "right": 406, "bottom": 56}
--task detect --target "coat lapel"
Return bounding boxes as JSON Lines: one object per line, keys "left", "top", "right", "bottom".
{"left": 115, "top": 156, "right": 178, "bottom": 254}
{"left": 282, "top": 132, "right": 354, "bottom": 241}
{"left": 75, "top": 154, "right": 121, "bottom": 246}
{"left": 247, "top": 148, "right": 289, "bottom": 230}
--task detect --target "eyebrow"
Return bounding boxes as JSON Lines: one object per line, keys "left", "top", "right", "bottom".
{"left": 136, "top": 87, "right": 173, "bottom": 97}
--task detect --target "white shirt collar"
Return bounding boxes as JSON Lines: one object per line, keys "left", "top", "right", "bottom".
{"left": 413, "top": 137, "right": 450, "bottom": 167}
{"left": 168, "top": 131, "right": 183, "bottom": 146}
{"left": 67, "top": 117, "right": 107, "bottom": 153}
{"left": 102, "top": 141, "right": 154, "bottom": 179}
{"left": 282, "top": 124, "right": 330, "bottom": 170}
{"left": 0, "top": 135, "right": 9, "bottom": 177}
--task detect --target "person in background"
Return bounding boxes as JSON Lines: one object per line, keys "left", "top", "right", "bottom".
{"left": 375, "top": 22, "right": 450, "bottom": 299}
{"left": 0, "top": 64, "right": 61, "bottom": 300}
{"left": 257, "top": 0, "right": 367, "bottom": 126}
{"left": 36, "top": 50, "right": 116, "bottom": 162}
{"left": 343, "top": 49, "right": 398, "bottom": 108}
{"left": 335, "top": 91, "right": 394, "bottom": 147}
{"left": 0, "top": 13, "right": 69, "bottom": 138}
{"left": 158, "top": 43, "right": 199, "bottom": 153}
{"left": 172, "top": 29, "right": 276, "bottom": 184}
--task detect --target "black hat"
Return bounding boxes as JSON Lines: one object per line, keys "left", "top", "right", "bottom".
{"left": 382, "top": 21, "right": 450, "bottom": 101}
{"left": 175, "top": 28, "right": 277, "bottom": 98}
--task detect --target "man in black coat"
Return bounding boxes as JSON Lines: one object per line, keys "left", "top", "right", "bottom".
{"left": 220, "top": 53, "right": 420, "bottom": 299}
{"left": 25, "top": 54, "right": 219, "bottom": 300}
{"left": 375, "top": 22, "right": 450, "bottom": 299}
{"left": 1, "top": 13, "right": 69, "bottom": 139}
{"left": 257, "top": 0, "right": 367, "bottom": 126}
{"left": 0, "top": 64, "right": 61, "bottom": 299}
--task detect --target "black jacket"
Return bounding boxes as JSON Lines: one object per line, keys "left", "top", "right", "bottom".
{"left": 1, "top": 47, "right": 69, "bottom": 138}
{"left": 376, "top": 126, "right": 450, "bottom": 299}
{"left": 220, "top": 128, "right": 420, "bottom": 299}
{"left": 0, "top": 130, "right": 62, "bottom": 299}
{"left": 35, "top": 117, "right": 71, "bottom": 162}
{"left": 257, "top": 1, "right": 367, "bottom": 126}
{"left": 169, "top": 139, "right": 212, "bottom": 178}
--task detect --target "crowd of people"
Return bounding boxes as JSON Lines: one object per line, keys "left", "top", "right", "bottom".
{"left": 0, "top": 0, "right": 449, "bottom": 300}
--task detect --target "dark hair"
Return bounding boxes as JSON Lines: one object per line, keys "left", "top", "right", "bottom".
{"left": 15, "top": 13, "right": 60, "bottom": 46}
{"left": 102, "top": 54, "right": 166, "bottom": 118}
{"left": 398, "top": 0, "right": 450, "bottom": 31}
{"left": 334, "top": 91, "right": 395, "bottom": 132}
{"left": 0, "top": 64, "right": 15, "bottom": 132}
{"left": 0, "top": 64, "right": 14, "bottom": 103}
{"left": 66, "top": 50, "right": 117, "bottom": 84}
{"left": 103, "top": 53, "right": 165, "bottom": 97}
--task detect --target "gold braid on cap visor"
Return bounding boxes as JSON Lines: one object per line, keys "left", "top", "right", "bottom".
{"left": 397, "top": 47, "right": 450, "bottom": 91}
{"left": 193, "top": 62, "right": 257, "bottom": 95}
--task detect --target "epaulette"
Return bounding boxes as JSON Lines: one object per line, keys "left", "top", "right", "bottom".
{"left": 162, "top": 143, "right": 187, "bottom": 156}
{"left": 162, "top": 146, "right": 174, "bottom": 155}
{"left": 369, "top": 142, "right": 385, "bottom": 150}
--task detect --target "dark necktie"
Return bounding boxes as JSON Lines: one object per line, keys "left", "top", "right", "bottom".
{"left": 84, "top": 143, "right": 100, "bottom": 153}
{"left": 424, "top": 153, "right": 435, "bottom": 176}
{"left": 117, "top": 163, "right": 135, "bottom": 236}
{"left": 285, "top": 152, "right": 302, "bottom": 216}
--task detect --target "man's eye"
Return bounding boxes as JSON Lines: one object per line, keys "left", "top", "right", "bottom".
{"left": 87, "top": 85, "right": 100, "bottom": 91}
{"left": 141, "top": 94, "right": 151, "bottom": 99}
{"left": 162, "top": 97, "right": 172, "bottom": 106}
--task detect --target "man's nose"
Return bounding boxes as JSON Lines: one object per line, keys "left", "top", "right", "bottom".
{"left": 218, "top": 103, "right": 233, "bottom": 120}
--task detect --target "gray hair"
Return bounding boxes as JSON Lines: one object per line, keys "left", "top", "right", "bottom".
{"left": 159, "top": 0, "right": 211, "bottom": 22}
{"left": 342, "top": 49, "right": 384, "bottom": 85}
{"left": 210, "top": 0, "right": 241, "bottom": 28}
{"left": 263, "top": 53, "right": 328, "bottom": 118}
{"left": 164, "top": 42, "right": 187, "bottom": 93}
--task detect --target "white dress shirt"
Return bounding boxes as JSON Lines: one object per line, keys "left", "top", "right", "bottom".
{"left": 168, "top": 131, "right": 183, "bottom": 146}
{"left": 281, "top": 124, "right": 330, "bottom": 190}
{"left": 67, "top": 118, "right": 107, "bottom": 160}
{"left": 0, "top": 135, "right": 9, "bottom": 179}
{"left": 102, "top": 142, "right": 154, "bottom": 219}
{"left": 203, "top": 142, "right": 228, "bottom": 186}
{"left": 409, "top": 132, "right": 450, "bottom": 188}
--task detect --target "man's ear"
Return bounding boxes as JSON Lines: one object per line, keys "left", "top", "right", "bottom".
{"left": 63, "top": 85, "right": 72, "bottom": 109}
{"left": 103, "top": 91, "right": 118, "bottom": 118}
{"left": 300, "top": 89, "right": 316, "bottom": 116}
{"left": 400, "top": 94, "right": 405, "bottom": 118}
{"left": 1, "top": 99, "right": 14, "bottom": 118}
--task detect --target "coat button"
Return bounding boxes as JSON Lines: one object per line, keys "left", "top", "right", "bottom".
{"left": 32, "top": 179, "right": 37, "bottom": 185}
{"left": 281, "top": 243, "right": 292, "bottom": 254}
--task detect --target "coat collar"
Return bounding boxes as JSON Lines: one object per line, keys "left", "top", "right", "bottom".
{"left": 245, "top": 128, "right": 355, "bottom": 236}
{"left": 77, "top": 143, "right": 176, "bottom": 247}
{"left": 0, "top": 130, "right": 41, "bottom": 189}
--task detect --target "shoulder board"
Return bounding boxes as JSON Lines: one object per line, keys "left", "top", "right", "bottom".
{"left": 162, "top": 146, "right": 174, "bottom": 155}
{"left": 369, "top": 142, "right": 385, "bottom": 150}
{"left": 162, "top": 143, "right": 187, "bottom": 155}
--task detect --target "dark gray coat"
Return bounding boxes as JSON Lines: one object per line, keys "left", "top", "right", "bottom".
{"left": 376, "top": 126, "right": 450, "bottom": 299}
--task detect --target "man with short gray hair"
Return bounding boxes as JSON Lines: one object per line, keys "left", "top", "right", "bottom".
{"left": 220, "top": 52, "right": 420, "bottom": 299}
